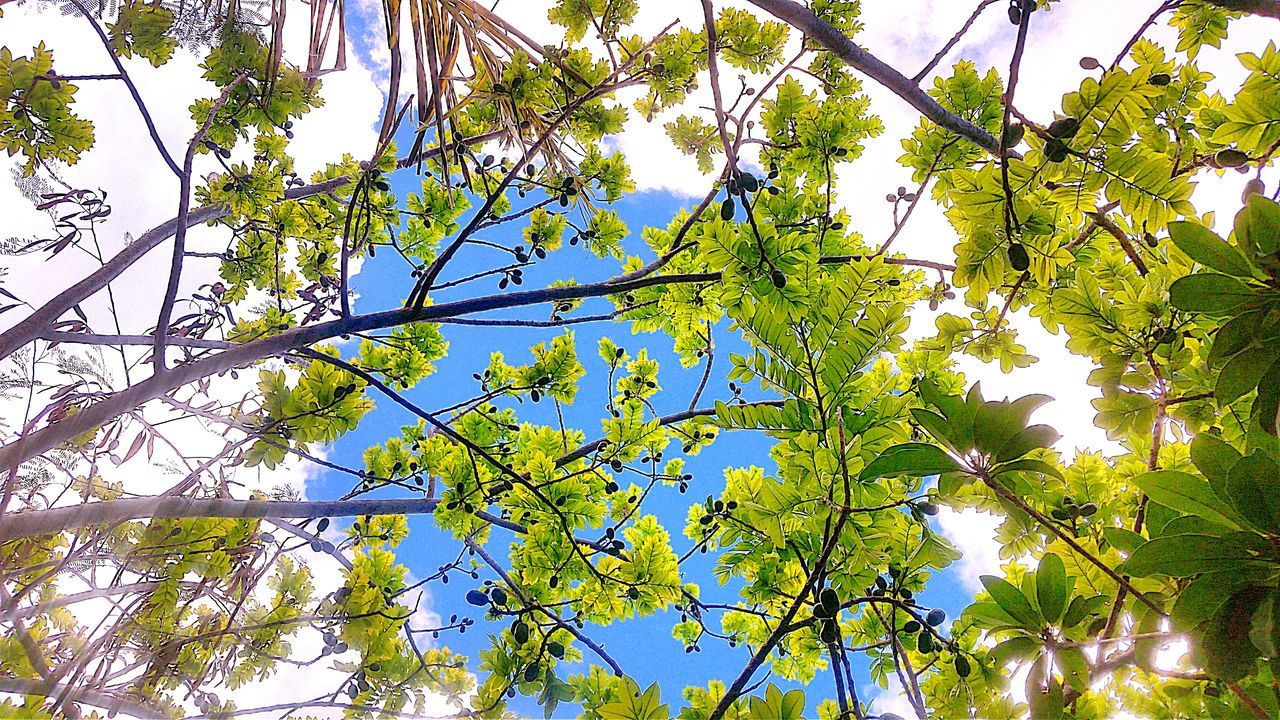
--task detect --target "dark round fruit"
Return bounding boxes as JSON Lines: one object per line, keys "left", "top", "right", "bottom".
{"left": 1047, "top": 117, "right": 1080, "bottom": 139}
{"left": 465, "top": 589, "right": 488, "bottom": 606}
{"left": 926, "top": 608, "right": 946, "bottom": 626}
{"left": 955, "top": 655, "right": 972, "bottom": 677}
{"left": 1215, "top": 148, "right": 1249, "bottom": 168}
{"left": 720, "top": 198, "right": 735, "bottom": 221}
{"left": 1045, "top": 139, "right": 1070, "bottom": 163}
{"left": 1008, "top": 243, "right": 1031, "bottom": 271}
{"left": 819, "top": 587, "right": 839, "bottom": 613}
{"left": 917, "top": 632, "right": 934, "bottom": 653}
{"left": 1002, "top": 122, "right": 1025, "bottom": 147}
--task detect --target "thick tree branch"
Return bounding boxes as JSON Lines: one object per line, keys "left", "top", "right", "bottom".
{"left": 746, "top": 0, "right": 1000, "bottom": 153}
{"left": 0, "top": 130, "right": 505, "bottom": 364}
{"left": 0, "top": 496, "right": 441, "bottom": 543}
{"left": 0, "top": 269, "right": 724, "bottom": 471}
{"left": 0, "top": 678, "right": 165, "bottom": 719}
{"left": 1206, "top": 0, "right": 1280, "bottom": 19}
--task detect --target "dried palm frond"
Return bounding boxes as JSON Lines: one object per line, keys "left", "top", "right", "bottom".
{"left": 382, "top": 0, "right": 602, "bottom": 175}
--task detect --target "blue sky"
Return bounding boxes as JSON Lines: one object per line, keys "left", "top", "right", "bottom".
{"left": 315, "top": 118, "right": 979, "bottom": 715}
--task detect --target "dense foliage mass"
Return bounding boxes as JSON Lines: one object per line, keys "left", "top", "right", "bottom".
{"left": 1, "top": 0, "right": 1280, "bottom": 718}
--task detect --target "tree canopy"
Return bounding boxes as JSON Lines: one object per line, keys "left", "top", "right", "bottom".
{"left": 2, "top": 0, "right": 1280, "bottom": 718}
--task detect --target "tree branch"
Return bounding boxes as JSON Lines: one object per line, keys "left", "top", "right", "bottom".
{"left": 0, "top": 677, "right": 165, "bottom": 719}
{"left": 0, "top": 130, "right": 506, "bottom": 363}
{"left": 1205, "top": 0, "right": 1280, "bottom": 19}
{"left": 746, "top": 0, "right": 1000, "bottom": 153}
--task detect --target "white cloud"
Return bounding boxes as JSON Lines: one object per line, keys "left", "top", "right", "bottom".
{"left": 936, "top": 506, "right": 1004, "bottom": 592}
{"left": 868, "top": 676, "right": 919, "bottom": 720}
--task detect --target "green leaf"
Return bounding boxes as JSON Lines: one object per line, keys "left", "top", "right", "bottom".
{"left": 1192, "top": 433, "right": 1243, "bottom": 489}
{"left": 1055, "top": 646, "right": 1090, "bottom": 693}
{"left": 1203, "top": 586, "right": 1266, "bottom": 680}
{"left": 992, "top": 458, "right": 1065, "bottom": 481}
{"left": 1061, "top": 594, "right": 1108, "bottom": 629}
{"left": 1217, "top": 346, "right": 1275, "bottom": 405}
{"left": 995, "top": 425, "right": 1062, "bottom": 463}
{"left": 1255, "top": 358, "right": 1280, "bottom": 436}
{"left": 1121, "top": 533, "right": 1268, "bottom": 577}
{"left": 1168, "top": 220, "right": 1257, "bottom": 277}
{"left": 1035, "top": 553, "right": 1067, "bottom": 624}
{"left": 1158, "top": 514, "right": 1236, "bottom": 538}
{"left": 1168, "top": 273, "right": 1257, "bottom": 315}
{"left": 1172, "top": 570, "right": 1263, "bottom": 632}
{"left": 910, "top": 408, "right": 959, "bottom": 453}
{"left": 1208, "top": 311, "right": 1267, "bottom": 366}
{"left": 858, "top": 443, "right": 960, "bottom": 482}
{"left": 1134, "top": 607, "right": 1162, "bottom": 671}
{"left": 1225, "top": 453, "right": 1280, "bottom": 535}
{"left": 748, "top": 684, "right": 804, "bottom": 720}
{"left": 1132, "top": 470, "right": 1242, "bottom": 529}
{"left": 1027, "top": 655, "right": 1064, "bottom": 720}
{"left": 598, "top": 681, "right": 669, "bottom": 720}
{"left": 1235, "top": 193, "right": 1280, "bottom": 258}
{"left": 988, "top": 636, "right": 1040, "bottom": 667}
{"left": 964, "top": 601, "right": 1023, "bottom": 630}
{"left": 1102, "top": 527, "right": 1146, "bottom": 554}
{"left": 973, "top": 400, "right": 1026, "bottom": 457}
{"left": 920, "top": 380, "right": 973, "bottom": 442}
{"left": 980, "top": 575, "right": 1041, "bottom": 629}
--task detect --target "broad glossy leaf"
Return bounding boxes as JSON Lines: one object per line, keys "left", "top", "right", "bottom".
{"left": 748, "top": 683, "right": 804, "bottom": 720}
{"left": 1055, "top": 646, "right": 1090, "bottom": 692}
{"left": 910, "top": 407, "right": 959, "bottom": 453}
{"left": 1159, "top": 514, "right": 1236, "bottom": 538}
{"left": 920, "top": 380, "right": 973, "bottom": 448}
{"left": 964, "top": 601, "right": 1023, "bottom": 630}
{"left": 973, "top": 400, "right": 1025, "bottom": 457}
{"left": 1168, "top": 220, "right": 1256, "bottom": 276}
{"left": 1102, "top": 527, "right": 1146, "bottom": 554}
{"left": 598, "top": 681, "right": 669, "bottom": 720}
{"left": 1253, "top": 356, "right": 1280, "bottom": 435}
{"left": 1208, "top": 311, "right": 1267, "bottom": 366}
{"left": 858, "top": 443, "right": 960, "bottom": 482}
{"left": 1217, "top": 346, "right": 1275, "bottom": 405}
{"left": 1191, "top": 432, "right": 1242, "bottom": 489}
{"left": 1134, "top": 607, "right": 1161, "bottom": 671}
{"left": 995, "top": 425, "right": 1062, "bottom": 463}
{"left": 1226, "top": 453, "right": 1280, "bottom": 534}
{"left": 1168, "top": 273, "right": 1256, "bottom": 315}
{"left": 1035, "top": 553, "right": 1067, "bottom": 624}
{"left": 1203, "top": 586, "right": 1267, "bottom": 680}
{"left": 1121, "top": 533, "right": 1269, "bottom": 577}
{"left": 993, "top": 458, "right": 1065, "bottom": 481}
{"left": 1235, "top": 193, "right": 1280, "bottom": 257}
{"left": 1062, "top": 594, "right": 1109, "bottom": 629}
{"left": 1248, "top": 590, "right": 1280, "bottom": 658}
{"left": 988, "top": 636, "right": 1040, "bottom": 667}
{"left": 1133, "top": 470, "right": 1242, "bottom": 529}
{"left": 1172, "top": 570, "right": 1263, "bottom": 632}
{"left": 1027, "top": 655, "right": 1064, "bottom": 720}
{"left": 980, "top": 575, "right": 1041, "bottom": 628}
